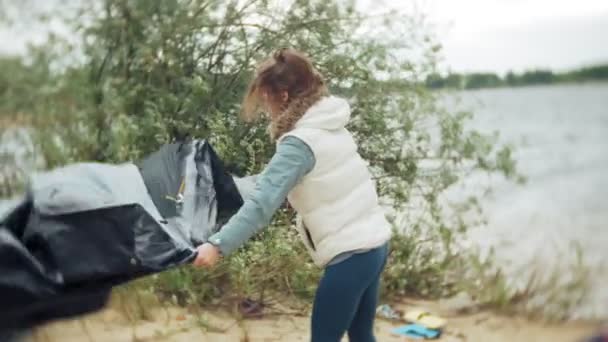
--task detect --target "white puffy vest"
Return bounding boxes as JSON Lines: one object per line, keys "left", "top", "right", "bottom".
{"left": 278, "top": 97, "right": 392, "bottom": 267}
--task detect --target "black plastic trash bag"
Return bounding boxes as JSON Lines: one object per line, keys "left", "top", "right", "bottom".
{"left": 0, "top": 140, "right": 244, "bottom": 332}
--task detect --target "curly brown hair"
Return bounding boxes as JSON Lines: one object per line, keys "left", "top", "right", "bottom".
{"left": 241, "top": 48, "right": 328, "bottom": 140}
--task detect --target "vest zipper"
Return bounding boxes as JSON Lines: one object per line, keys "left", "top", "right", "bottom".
{"left": 304, "top": 227, "right": 316, "bottom": 251}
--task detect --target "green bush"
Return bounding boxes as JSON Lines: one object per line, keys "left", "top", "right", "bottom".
{"left": 1, "top": 0, "right": 521, "bottom": 310}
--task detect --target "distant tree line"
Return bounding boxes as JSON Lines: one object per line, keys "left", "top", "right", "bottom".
{"left": 425, "top": 64, "right": 608, "bottom": 90}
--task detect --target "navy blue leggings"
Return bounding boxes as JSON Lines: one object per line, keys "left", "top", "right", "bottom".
{"left": 311, "top": 243, "right": 388, "bottom": 342}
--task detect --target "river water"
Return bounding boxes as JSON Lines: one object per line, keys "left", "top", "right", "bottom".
{"left": 454, "top": 83, "right": 608, "bottom": 319}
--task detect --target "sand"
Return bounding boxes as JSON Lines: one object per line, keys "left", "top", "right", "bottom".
{"left": 30, "top": 297, "right": 602, "bottom": 342}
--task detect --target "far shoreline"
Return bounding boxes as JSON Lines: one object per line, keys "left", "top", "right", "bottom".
{"left": 431, "top": 80, "right": 608, "bottom": 92}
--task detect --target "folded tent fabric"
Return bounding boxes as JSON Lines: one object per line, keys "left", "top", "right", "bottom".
{"left": 0, "top": 140, "right": 243, "bottom": 332}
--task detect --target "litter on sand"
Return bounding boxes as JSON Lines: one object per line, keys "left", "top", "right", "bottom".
{"left": 376, "top": 304, "right": 402, "bottom": 321}
{"left": 238, "top": 298, "right": 265, "bottom": 318}
{"left": 388, "top": 308, "right": 446, "bottom": 340}
{"left": 404, "top": 309, "right": 446, "bottom": 330}
{"left": 391, "top": 324, "right": 441, "bottom": 340}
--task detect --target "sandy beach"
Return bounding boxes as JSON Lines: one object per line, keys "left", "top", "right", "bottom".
{"left": 32, "top": 297, "right": 601, "bottom": 342}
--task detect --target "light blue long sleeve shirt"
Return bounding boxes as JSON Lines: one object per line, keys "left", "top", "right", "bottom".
{"left": 208, "top": 136, "right": 315, "bottom": 255}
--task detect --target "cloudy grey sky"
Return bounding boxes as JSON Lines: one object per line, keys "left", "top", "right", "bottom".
{"left": 2, "top": 0, "right": 608, "bottom": 74}
{"left": 361, "top": 0, "right": 608, "bottom": 74}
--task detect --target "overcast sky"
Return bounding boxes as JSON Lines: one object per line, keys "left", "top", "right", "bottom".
{"left": 2, "top": 0, "right": 608, "bottom": 74}
{"left": 393, "top": 0, "right": 608, "bottom": 74}
{"left": 439, "top": 14, "right": 608, "bottom": 74}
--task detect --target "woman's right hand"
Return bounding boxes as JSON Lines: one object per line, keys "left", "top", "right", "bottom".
{"left": 192, "top": 243, "right": 221, "bottom": 268}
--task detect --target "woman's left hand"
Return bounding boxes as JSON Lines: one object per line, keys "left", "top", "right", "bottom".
{"left": 193, "top": 243, "right": 221, "bottom": 268}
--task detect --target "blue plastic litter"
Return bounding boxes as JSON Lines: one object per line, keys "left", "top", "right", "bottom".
{"left": 392, "top": 324, "right": 441, "bottom": 340}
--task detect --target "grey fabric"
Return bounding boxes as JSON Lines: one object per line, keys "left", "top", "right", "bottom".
{"left": 31, "top": 163, "right": 160, "bottom": 217}
{"left": 232, "top": 175, "right": 258, "bottom": 202}
{"left": 135, "top": 139, "right": 244, "bottom": 247}
{"left": 26, "top": 140, "right": 246, "bottom": 251}
{"left": 169, "top": 145, "right": 216, "bottom": 247}
{"left": 30, "top": 163, "right": 184, "bottom": 248}
{"left": 328, "top": 249, "right": 370, "bottom": 266}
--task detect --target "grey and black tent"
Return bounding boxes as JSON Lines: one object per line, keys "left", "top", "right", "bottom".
{"left": 0, "top": 140, "right": 249, "bottom": 333}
